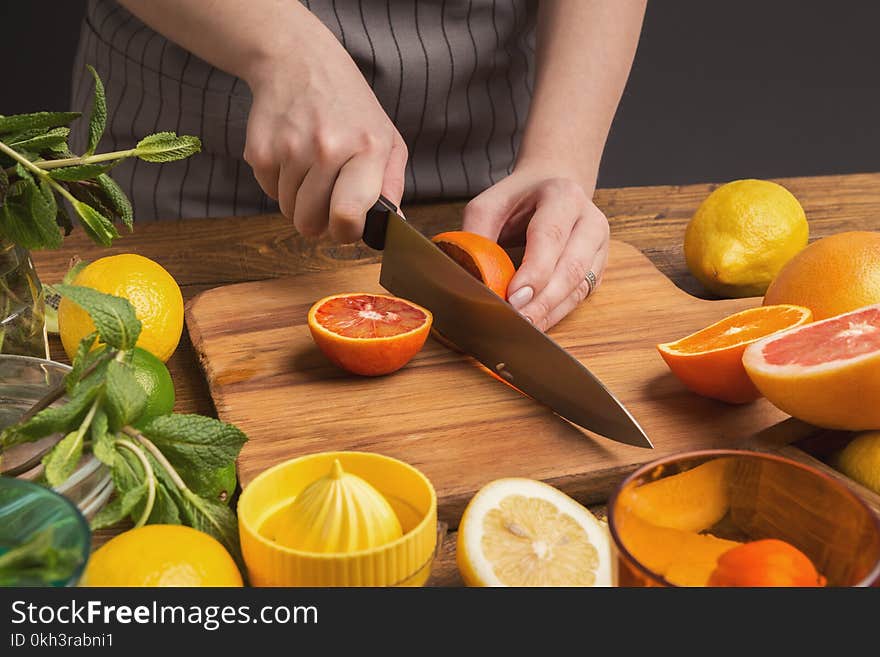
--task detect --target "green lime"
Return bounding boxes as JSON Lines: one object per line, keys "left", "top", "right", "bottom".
{"left": 130, "top": 347, "right": 175, "bottom": 426}
{"left": 200, "top": 463, "right": 238, "bottom": 505}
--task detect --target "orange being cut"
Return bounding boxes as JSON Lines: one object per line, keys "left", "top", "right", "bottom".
{"left": 657, "top": 304, "right": 812, "bottom": 404}
{"left": 307, "top": 293, "right": 432, "bottom": 376}
{"left": 432, "top": 231, "right": 516, "bottom": 298}
{"left": 742, "top": 303, "right": 880, "bottom": 430}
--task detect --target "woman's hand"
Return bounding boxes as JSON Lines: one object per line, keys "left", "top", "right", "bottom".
{"left": 243, "top": 24, "right": 407, "bottom": 243}
{"left": 462, "top": 168, "right": 609, "bottom": 332}
{"left": 117, "top": 0, "right": 407, "bottom": 243}
{"left": 456, "top": 0, "right": 643, "bottom": 330}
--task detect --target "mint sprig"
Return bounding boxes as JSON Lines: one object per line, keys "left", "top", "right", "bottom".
{"left": 0, "top": 287, "right": 247, "bottom": 562}
{"left": 0, "top": 67, "right": 200, "bottom": 251}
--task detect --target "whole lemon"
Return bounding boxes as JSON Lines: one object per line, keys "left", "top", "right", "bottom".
{"left": 685, "top": 179, "right": 808, "bottom": 297}
{"left": 763, "top": 231, "right": 880, "bottom": 319}
{"left": 59, "top": 254, "right": 183, "bottom": 362}
{"left": 80, "top": 525, "right": 243, "bottom": 587}
{"left": 835, "top": 432, "right": 880, "bottom": 496}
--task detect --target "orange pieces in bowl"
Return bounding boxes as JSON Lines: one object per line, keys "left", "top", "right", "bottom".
{"left": 616, "top": 460, "right": 828, "bottom": 587}
{"left": 657, "top": 304, "right": 812, "bottom": 403}
{"left": 708, "top": 539, "right": 826, "bottom": 587}
{"left": 621, "top": 458, "right": 732, "bottom": 533}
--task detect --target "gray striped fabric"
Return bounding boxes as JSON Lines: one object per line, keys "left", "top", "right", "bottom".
{"left": 70, "top": 0, "right": 536, "bottom": 221}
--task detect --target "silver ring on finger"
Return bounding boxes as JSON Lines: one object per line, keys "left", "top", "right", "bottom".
{"left": 584, "top": 269, "right": 598, "bottom": 297}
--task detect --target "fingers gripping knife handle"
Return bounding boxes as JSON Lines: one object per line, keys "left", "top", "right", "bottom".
{"left": 363, "top": 195, "right": 399, "bottom": 250}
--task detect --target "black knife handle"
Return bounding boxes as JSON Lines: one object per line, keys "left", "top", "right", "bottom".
{"left": 363, "top": 194, "right": 398, "bottom": 250}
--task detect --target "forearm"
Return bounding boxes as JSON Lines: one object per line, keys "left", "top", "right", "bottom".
{"left": 517, "top": 0, "right": 646, "bottom": 192}
{"left": 117, "top": 0, "right": 336, "bottom": 88}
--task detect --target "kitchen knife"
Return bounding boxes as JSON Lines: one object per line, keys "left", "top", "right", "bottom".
{"left": 364, "top": 196, "right": 653, "bottom": 448}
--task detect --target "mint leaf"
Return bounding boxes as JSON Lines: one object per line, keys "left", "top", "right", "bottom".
{"left": 140, "top": 414, "right": 247, "bottom": 473}
{"left": 94, "top": 174, "right": 133, "bottom": 229}
{"left": 105, "top": 360, "right": 148, "bottom": 431}
{"left": 0, "top": 177, "right": 62, "bottom": 249}
{"left": 70, "top": 199, "right": 118, "bottom": 246}
{"left": 66, "top": 180, "right": 114, "bottom": 216}
{"left": 0, "top": 377, "right": 102, "bottom": 449}
{"left": 36, "top": 176, "right": 62, "bottom": 241}
{"left": 183, "top": 462, "right": 236, "bottom": 504}
{"left": 0, "top": 111, "right": 81, "bottom": 134}
{"left": 90, "top": 410, "right": 115, "bottom": 466}
{"left": 180, "top": 489, "right": 241, "bottom": 562}
{"left": 12, "top": 163, "right": 33, "bottom": 182}
{"left": 85, "top": 65, "right": 106, "bottom": 156}
{"left": 3, "top": 127, "right": 45, "bottom": 146}
{"left": 90, "top": 481, "right": 146, "bottom": 530}
{"left": 8, "top": 126, "right": 70, "bottom": 152}
{"left": 111, "top": 445, "right": 143, "bottom": 491}
{"left": 42, "top": 430, "right": 84, "bottom": 487}
{"left": 48, "top": 162, "right": 117, "bottom": 182}
{"left": 134, "top": 132, "right": 201, "bottom": 163}
{"left": 55, "top": 284, "right": 141, "bottom": 350}
{"left": 65, "top": 332, "right": 100, "bottom": 392}
{"left": 0, "top": 167, "right": 8, "bottom": 207}
{"left": 148, "top": 481, "right": 182, "bottom": 524}
{"left": 55, "top": 200, "right": 73, "bottom": 235}
{"left": 121, "top": 448, "right": 181, "bottom": 525}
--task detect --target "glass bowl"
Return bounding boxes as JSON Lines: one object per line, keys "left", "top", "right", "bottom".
{"left": 0, "top": 355, "right": 111, "bottom": 519}
{"left": 608, "top": 449, "right": 880, "bottom": 587}
{"left": 0, "top": 477, "right": 91, "bottom": 586}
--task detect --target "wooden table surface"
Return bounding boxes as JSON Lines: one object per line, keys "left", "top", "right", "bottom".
{"left": 31, "top": 172, "right": 880, "bottom": 587}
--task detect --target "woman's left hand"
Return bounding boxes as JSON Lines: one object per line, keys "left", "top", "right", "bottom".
{"left": 462, "top": 169, "right": 609, "bottom": 332}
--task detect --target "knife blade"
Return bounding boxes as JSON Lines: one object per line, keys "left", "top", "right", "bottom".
{"left": 364, "top": 196, "right": 652, "bottom": 449}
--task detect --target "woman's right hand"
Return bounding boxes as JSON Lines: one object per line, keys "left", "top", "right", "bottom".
{"left": 243, "top": 25, "right": 407, "bottom": 243}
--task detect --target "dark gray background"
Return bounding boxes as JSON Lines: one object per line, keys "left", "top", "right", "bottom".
{"left": 3, "top": 1, "right": 878, "bottom": 189}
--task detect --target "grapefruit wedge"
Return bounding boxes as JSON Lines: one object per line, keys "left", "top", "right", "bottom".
{"left": 743, "top": 303, "right": 880, "bottom": 429}
{"left": 657, "top": 304, "right": 812, "bottom": 403}
{"left": 308, "top": 293, "right": 432, "bottom": 376}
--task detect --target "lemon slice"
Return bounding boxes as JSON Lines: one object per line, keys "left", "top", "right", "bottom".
{"left": 457, "top": 478, "right": 612, "bottom": 586}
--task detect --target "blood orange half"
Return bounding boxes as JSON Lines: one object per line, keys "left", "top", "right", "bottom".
{"left": 307, "top": 293, "right": 433, "bottom": 376}
{"left": 742, "top": 303, "right": 880, "bottom": 429}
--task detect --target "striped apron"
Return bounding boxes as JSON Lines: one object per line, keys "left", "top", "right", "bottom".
{"left": 70, "top": 0, "right": 537, "bottom": 221}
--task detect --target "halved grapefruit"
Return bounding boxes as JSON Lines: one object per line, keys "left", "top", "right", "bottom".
{"left": 432, "top": 231, "right": 515, "bottom": 298}
{"left": 308, "top": 293, "right": 432, "bottom": 376}
{"left": 657, "top": 304, "right": 812, "bottom": 403}
{"left": 743, "top": 303, "right": 880, "bottom": 429}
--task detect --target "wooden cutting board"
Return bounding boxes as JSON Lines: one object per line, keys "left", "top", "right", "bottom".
{"left": 186, "top": 240, "right": 788, "bottom": 525}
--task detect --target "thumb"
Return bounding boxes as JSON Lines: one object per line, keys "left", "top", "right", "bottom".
{"left": 381, "top": 132, "right": 408, "bottom": 207}
{"left": 461, "top": 188, "right": 508, "bottom": 242}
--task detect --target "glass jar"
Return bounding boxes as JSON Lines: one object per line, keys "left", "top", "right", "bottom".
{"left": 0, "top": 239, "right": 48, "bottom": 358}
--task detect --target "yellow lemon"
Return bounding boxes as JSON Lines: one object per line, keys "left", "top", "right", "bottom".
{"left": 81, "top": 525, "right": 243, "bottom": 587}
{"left": 457, "top": 478, "right": 611, "bottom": 587}
{"left": 685, "top": 179, "right": 808, "bottom": 297}
{"left": 835, "top": 432, "right": 880, "bottom": 495}
{"left": 59, "top": 254, "right": 183, "bottom": 362}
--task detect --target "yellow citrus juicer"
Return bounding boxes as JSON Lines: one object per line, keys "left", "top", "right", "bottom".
{"left": 238, "top": 451, "right": 438, "bottom": 586}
